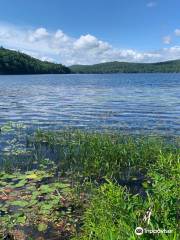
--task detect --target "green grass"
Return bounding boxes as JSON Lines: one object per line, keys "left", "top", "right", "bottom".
{"left": 75, "top": 178, "right": 179, "bottom": 240}
{"left": 0, "top": 128, "right": 179, "bottom": 239}
{"left": 32, "top": 131, "right": 180, "bottom": 239}
{"left": 32, "top": 130, "right": 179, "bottom": 180}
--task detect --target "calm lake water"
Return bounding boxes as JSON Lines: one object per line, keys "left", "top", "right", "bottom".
{"left": 0, "top": 73, "right": 180, "bottom": 135}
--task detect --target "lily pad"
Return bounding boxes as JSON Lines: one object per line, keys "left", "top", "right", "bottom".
{"left": 13, "top": 179, "right": 27, "bottom": 188}
{"left": 37, "top": 223, "right": 48, "bottom": 232}
{"left": 17, "top": 215, "right": 27, "bottom": 224}
{"left": 10, "top": 200, "right": 29, "bottom": 207}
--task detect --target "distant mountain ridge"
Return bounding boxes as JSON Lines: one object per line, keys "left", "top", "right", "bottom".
{"left": 70, "top": 60, "right": 180, "bottom": 73}
{"left": 0, "top": 47, "right": 70, "bottom": 74}
{"left": 1, "top": 47, "right": 180, "bottom": 74}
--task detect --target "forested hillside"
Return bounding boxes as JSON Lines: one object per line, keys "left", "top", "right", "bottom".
{"left": 0, "top": 47, "right": 70, "bottom": 74}
{"left": 70, "top": 60, "right": 180, "bottom": 73}
{"left": 1, "top": 47, "right": 180, "bottom": 74}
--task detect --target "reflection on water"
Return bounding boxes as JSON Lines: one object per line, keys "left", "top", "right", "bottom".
{"left": 0, "top": 73, "right": 179, "bottom": 135}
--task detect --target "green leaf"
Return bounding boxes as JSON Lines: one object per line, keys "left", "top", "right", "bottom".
{"left": 10, "top": 200, "right": 29, "bottom": 207}
{"left": 13, "top": 179, "right": 27, "bottom": 188}
{"left": 39, "top": 184, "right": 53, "bottom": 194}
{"left": 38, "top": 223, "right": 48, "bottom": 232}
{"left": 142, "top": 181, "right": 148, "bottom": 188}
{"left": 17, "top": 215, "right": 26, "bottom": 224}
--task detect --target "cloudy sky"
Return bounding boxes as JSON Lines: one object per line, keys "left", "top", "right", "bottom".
{"left": 0, "top": 0, "right": 180, "bottom": 65}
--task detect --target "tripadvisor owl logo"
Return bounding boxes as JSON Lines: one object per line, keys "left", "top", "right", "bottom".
{"left": 135, "top": 226, "right": 144, "bottom": 236}
{"left": 135, "top": 227, "right": 173, "bottom": 235}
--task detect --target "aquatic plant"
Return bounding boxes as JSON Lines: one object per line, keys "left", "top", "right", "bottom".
{"left": 0, "top": 170, "right": 84, "bottom": 239}
{"left": 0, "top": 127, "right": 179, "bottom": 239}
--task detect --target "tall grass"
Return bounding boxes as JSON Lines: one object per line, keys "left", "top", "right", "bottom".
{"left": 1, "top": 129, "right": 179, "bottom": 239}
{"left": 32, "top": 130, "right": 179, "bottom": 181}
{"left": 32, "top": 131, "right": 179, "bottom": 239}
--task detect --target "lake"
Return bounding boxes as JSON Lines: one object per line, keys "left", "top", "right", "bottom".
{"left": 0, "top": 73, "right": 180, "bottom": 135}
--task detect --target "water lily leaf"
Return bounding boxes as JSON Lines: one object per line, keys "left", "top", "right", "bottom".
{"left": 39, "top": 184, "right": 53, "bottom": 194}
{"left": 1, "top": 173, "right": 15, "bottom": 180}
{"left": 1, "top": 124, "right": 13, "bottom": 133}
{"left": 17, "top": 215, "right": 27, "bottom": 224}
{"left": 30, "top": 200, "right": 39, "bottom": 206}
{"left": 40, "top": 203, "right": 53, "bottom": 211}
{"left": 0, "top": 181, "right": 7, "bottom": 186}
{"left": 14, "top": 179, "right": 27, "bottom": 188}
{"left": 37, "top": 223, "right": 48, "bottom": 232}
{"left": 26, "top": 173, "right": 38, "bottom": 179}
{"left": 10, "top": 200, "right": 29, "bottom": 207}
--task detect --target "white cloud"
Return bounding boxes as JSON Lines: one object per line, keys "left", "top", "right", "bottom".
{"left": 28, "top": 27, "right": 49, "bottom": 42}
{"left": 54, "top": 30, "right": 69, "bottom": 42}
{"left": 74, "top": 34, "right": 99, "bottom": 49}
{"left": 146, "top": 1, "right": 157, "bottom": 8}
{"left": 0, "top": 23, "right": 180, "bottom": 65}
{"left": 74, "top": 34, "right": 110, "bottom": 52}
{"left": 175, "top": 29, "right": 180, "bottom": 36}
{"left": 163, "top": 35, "right": 172, "bottom": 44}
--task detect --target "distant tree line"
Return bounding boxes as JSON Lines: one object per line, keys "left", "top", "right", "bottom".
{"left": 70, "top": 60, "right": 180, "bottom": 73}
{"left": 1, "top": 47, "right": 180, "bottom": 74}
{"left": 0, "top": 47, "right": 70, "bottom": 74}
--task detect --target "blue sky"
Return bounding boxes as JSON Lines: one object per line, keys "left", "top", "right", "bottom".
{"left": 0, "top": 0, "right": 180, "bottom": 65}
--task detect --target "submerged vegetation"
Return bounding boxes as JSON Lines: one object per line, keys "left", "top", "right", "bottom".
{"left": 0, "top": 123, "right": 179, "bottom": 239}
{"left": 0, "top": 170, "right": 84, "bottom": 239}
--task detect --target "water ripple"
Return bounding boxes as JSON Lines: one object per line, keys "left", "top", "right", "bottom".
{"left": 0, "top": 73, "right": 179, "bottom": 135}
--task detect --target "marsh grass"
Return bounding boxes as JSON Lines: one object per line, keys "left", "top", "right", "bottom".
{"left": 31, "top": 131, "right": 179, "bottom": 239}
{"left": 0, "top": 127, "right": 179, "bottom": 239}
{"left": 32, "top": 130, "right": 179, "bottom": 180}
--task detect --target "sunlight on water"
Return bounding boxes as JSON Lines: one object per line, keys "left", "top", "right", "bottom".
{"left": 0, "top": 73, "right": 179, "bottom": 135}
